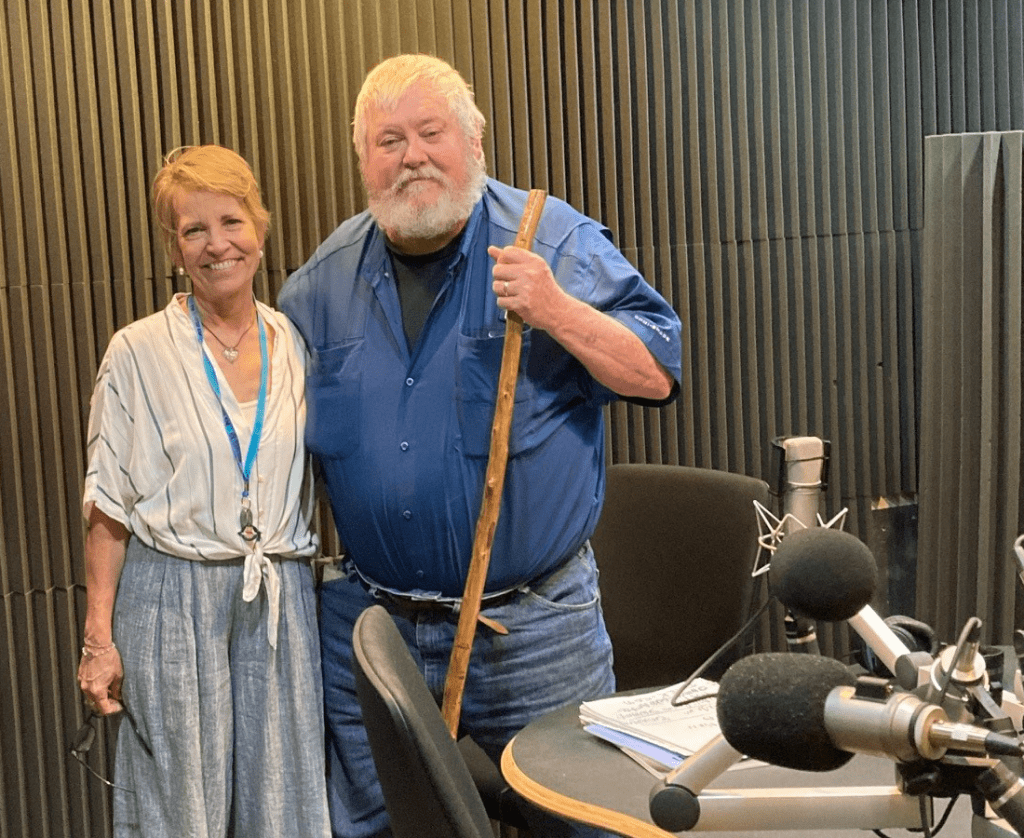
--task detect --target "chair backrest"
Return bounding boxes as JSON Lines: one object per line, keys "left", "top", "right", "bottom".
{"left": 352, "top": 604, "right": 495, "bottom": 838}
{"left": 590, "top": 463, "right": 770, "bottom": 691}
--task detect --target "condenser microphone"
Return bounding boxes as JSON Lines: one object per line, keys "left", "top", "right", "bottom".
{"left": 777, "top": 436, "right": 828, "bottom": 655}
{"left": 778, "top": 436, "right": 826, "bottom": 532}
{"left": 769, "top": 527, "right": 877, "bottom": 622}
{"left": 717, "top": 654, "right": 1023, "bottom": 773}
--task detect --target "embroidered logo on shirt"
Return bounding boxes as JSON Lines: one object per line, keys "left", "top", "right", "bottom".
{"left": 633, "top": 314, "right": 672, "bottom": 342}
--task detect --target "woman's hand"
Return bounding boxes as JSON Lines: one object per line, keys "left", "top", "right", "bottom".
{"left": 78, "top": 646, "right": 124, "bottom": 714}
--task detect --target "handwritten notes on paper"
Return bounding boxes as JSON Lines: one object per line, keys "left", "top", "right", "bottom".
{"left": 579, "top": 679, "right": 722, "bottom": 775}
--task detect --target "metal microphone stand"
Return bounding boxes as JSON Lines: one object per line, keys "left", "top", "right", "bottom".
{"left": 647, "top": 435, "right": 1024, "bottom": 836}
{"left": 650, "top": 603, "right": 1024, "bottom": 835}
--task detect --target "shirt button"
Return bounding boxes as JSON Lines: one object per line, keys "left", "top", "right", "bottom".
{"left": 400, "top": 441, "right": 409, "bottom": 451}
{"left": 405, "top": 377, "right": 414, "bottom": 386}
{"left": 403, "top": 510, "right": 412, "bottom": 520}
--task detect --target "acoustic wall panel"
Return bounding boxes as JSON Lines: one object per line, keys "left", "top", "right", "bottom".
{"left": 919, "top": 131, "right": 1024, "bottom": 643}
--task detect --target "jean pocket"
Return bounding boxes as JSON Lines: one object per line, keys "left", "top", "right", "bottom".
{"left": 520, "top": 546, "right": 601, "bottom": 613}
{"left": 307, "top": 341, "right": 362, "bottom": 459}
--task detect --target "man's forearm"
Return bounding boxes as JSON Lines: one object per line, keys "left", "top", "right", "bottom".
{"left": 545, "top": 295, "right": 675, "bottom": 399}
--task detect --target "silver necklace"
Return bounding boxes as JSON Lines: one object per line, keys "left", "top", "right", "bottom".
{"left": 203, "top": 311, "right": 256, "bottom": 362}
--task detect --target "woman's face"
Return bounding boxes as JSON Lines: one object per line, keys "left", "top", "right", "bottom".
{"left": 173, "top": 190, "right": 264, "bottom": 303}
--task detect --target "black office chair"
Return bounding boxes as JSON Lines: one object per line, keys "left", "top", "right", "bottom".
{"left": 591, "top": 463, "right": 770, "bottom": 690}
{"left": 353, "top": 603, "right": 515, "bottom": 838}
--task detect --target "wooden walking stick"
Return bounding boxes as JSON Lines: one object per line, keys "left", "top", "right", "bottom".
{"left": 440, "top": 188, "right": 547, "bottom": 737}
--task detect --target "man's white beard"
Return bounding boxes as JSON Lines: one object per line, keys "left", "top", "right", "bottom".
{"left": 367, "top": 157, "right": 487, "bottom": 243}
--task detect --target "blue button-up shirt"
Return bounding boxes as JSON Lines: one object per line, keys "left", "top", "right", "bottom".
{"left": 279, "top": 179, "right": 682, "bottom": 597}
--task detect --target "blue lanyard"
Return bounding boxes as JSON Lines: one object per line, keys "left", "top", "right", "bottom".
{"left": 187, "top": 295, "right": 268, "bottom": 541}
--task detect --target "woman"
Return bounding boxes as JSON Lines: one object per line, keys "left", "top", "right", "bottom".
{"left": 76, "top": 145, "right": 330, "bottom": 837}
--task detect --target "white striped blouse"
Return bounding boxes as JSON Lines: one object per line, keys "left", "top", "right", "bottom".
{"left": 83, "top": 294, "right": 319, "bottom": 642}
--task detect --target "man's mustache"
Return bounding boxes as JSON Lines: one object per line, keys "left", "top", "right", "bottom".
{"left": 390, "top": 167, "right": 449, "bottom": 194}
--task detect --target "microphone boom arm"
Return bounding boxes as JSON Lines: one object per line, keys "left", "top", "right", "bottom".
{"left": 650, "top": 732, "right": 924, "bottom": 832}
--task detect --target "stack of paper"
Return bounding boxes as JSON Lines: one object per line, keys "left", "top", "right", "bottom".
{"left": 579, "top": 679, "right": 722, "bottom": 777}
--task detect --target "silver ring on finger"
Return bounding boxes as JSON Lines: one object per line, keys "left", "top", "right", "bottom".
{"left": 503, "top": 281, "right": 509, "bottom": 296}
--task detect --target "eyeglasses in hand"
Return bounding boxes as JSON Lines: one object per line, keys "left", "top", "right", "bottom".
{"left": 70, "top": 703, "right": 153, "bottom": 793}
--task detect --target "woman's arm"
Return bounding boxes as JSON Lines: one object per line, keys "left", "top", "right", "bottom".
{"left": 77, "top": 506, "right": 130, "bottom": 714}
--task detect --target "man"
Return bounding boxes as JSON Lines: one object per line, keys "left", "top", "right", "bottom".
{"left": 280, "top": 54, "right": 682, "bottom": 838}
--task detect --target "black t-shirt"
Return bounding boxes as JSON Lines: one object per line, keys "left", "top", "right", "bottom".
{"left": 387, "top": 231, "right": 465, "bottom": 350}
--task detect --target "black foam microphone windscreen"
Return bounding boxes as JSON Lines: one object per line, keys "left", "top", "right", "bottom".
{"left": 716, "top": 653, "right": 858, "bottom": 771}
{"left": 769, "top": 527, "right": 877, "bottom": 621}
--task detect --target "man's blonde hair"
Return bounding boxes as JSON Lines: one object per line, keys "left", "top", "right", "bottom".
{"left": 152, "top": 145, "right": 270, "bottom": 258}
{"left": 352, "top": 54, "right": 486, "bottom": 161}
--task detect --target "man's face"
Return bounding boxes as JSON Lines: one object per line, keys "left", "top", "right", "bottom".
{"left": 360, "top": 82, "right": 486, "bottom": 247}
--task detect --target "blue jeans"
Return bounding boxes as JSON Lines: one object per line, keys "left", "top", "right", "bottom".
{"left": 320, "top": 543, "right": 616, "bottom": 838}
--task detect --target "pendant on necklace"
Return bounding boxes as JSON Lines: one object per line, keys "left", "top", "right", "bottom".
{"left": 223, "top": 347, "right": 240, "bottom": 363}
{"left": 239, "top": 505, "right": 261, "bottom": 543}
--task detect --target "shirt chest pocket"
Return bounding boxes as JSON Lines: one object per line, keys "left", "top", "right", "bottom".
{"left": 456, "top": 329, "right": 537, "bottom": 458}
{"left": 307, "top": 341, "right": 362, "bottom": 460}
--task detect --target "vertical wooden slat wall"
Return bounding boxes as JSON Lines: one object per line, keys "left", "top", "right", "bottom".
{"left": 919, "top": 131, "right": 1024, "bottom": 645}
{"left": 1, "top": 1, "right": 1023, "bottom": 834}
